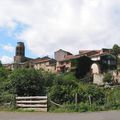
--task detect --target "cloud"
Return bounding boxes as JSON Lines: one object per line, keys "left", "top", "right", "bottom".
{"left": 0, "top": 56, "right": 13, "bottom": 64}
{"left": 0, "top": 0, "right": 120, "bottom": 56}
{"left": 1, "top": 44, "right": 14, "bottom": 52}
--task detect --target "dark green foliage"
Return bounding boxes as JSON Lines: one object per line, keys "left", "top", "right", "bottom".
{"left": 0, "top": 66, "right": 120, "bottom": 112}
{"left": 49, "top": 78, "right": 105, "bottom": 105}
{"left": 0, "top": 67, "right": 9, "bottom": 79}
{"left": 43, "top": 72, "right": 56, "bottom": 88}
{"left": 83, "top": 85, "right": 105, "bottom": 105}
{"left": 0, "top": 68, "right": 14, "bottom": 105}
{"left": 105, "top": 87, "right": 120, "bottom": 109}
{"left": 50, "top": 76, "right": 78, "bottom": 104}
{"left": 112, "top": 44, "right": 120, "bottom": 69}
{"left": 9, "top": 69, "right": 46, "bottom": 96}
{"left": 103, "top": 73, "right": 113, "bottom": 83}
{"left": 50, "top": 87, "right": 120, "bottom": 112}
{"left": 62, "top": 72, "right": 77, "bottom": 81}
{"left": 75, "top": 56, "right": 92, "bottom": 79}
{"left": 112, "top": 44, "right": 120, "bottom": 57}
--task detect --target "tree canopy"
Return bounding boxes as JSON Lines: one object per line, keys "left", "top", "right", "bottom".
{"left": 112, "top": 44, "right": 120, "bottom": 57}
{"left": 112, "top": 44, "right": 120, "bottom": 69}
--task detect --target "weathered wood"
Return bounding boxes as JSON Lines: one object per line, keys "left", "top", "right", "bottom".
{"left": 16, "top": 96, "right": 47, "bottom": 100}
{"left": 20, "top": 108, "right": 47, "bottom": 112}
{"left": 16, "top": 104, "right": 47, "bottom": 108}
{"left": 50, "top": 100, "right": 63, "bottom": 107}
{"left": 16, "top": 100, "right": 47, "bottom": 104}
{"left": 16, "top": 96, "right": 48, "bottom": 112}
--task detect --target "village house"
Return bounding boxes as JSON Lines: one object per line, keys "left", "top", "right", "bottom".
{"left": 32, "top": 57, "right": 56, "bottom": 73}
{"left": 3, "top": 42, "right": 118, "bottom": 84}
{"left": 54, "top": 48, "right": 117, "bottom": 84}
{"left": 55, "top": 49, "right": 116, "bottom": 73}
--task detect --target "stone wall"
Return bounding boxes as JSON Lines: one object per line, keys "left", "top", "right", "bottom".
{"left": 113, "top": 71, "right": 120, "bottom": 84}
{"left": 93, "top": 74, "right": 104, "bottom": 85}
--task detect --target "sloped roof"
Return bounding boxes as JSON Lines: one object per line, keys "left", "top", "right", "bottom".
{"left": 79, "top": 50, "right": 101, "bottom": 56}
{"left": 58, "top": 54, "right": 81, "bottom": 62}
{"left": 32, "top": 57, "right": 56, "bottom": 64}
{"left": 32, "top": 58, "right": 51, "bottom": 64}
{"left": 55, "top": 49, "right": 72, "bottom": 55}
{"left": 58, "top": 49, "right": 114, "bottom": 62}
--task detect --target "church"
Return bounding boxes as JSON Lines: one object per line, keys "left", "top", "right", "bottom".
{"left": 4, "top": 42, "right": 56, "bottom": 73}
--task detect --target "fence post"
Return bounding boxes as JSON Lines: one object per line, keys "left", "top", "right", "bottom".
{"left": 75, "top": 93, "right": 78, "bottom": 111}
{"left": 88, "top": 95, "right": 92, "bottom": 106}
{"left": 75, "top": 93, "right": 78, "bottom": 105}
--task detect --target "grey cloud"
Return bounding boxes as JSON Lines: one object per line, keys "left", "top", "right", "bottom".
{"left": 0, "top": 0, "right": 120, "bottom": 57}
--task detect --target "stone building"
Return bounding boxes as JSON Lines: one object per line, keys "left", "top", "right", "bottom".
{"left": 32, "top": 57, "right": 56, "bottom": 73}
{"left": 54, "top": 49, "right": 72, "bottom": 61}
{"left": 55, "top": 49, "right": 117, "bottom": 82}
{"left": 3, "top": 42, "right": 117, "bottom": 84}
{"left": 14, "top": 42, "right": 32, "bottom": 63}
{"left": 4, "top": 42, "right": 56, "bottom": 72}
{"left": 55, "top": 49, "right": 92, "bottom": 75}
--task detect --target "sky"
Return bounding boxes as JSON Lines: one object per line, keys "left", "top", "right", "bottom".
{"left": 0, "top": 0, "right": 120, "bottom": 64}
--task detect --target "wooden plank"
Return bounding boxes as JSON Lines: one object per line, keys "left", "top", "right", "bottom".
{"left": 16, "top": 100, "right": 47, "bottom": 104}
{"left": 19, "top": 108, "right": 47, "bottom": 112}
{"left": 16, "top": 96, "right": 47, "bottom": 100}
{"left": 16, "top": 104, "right": 47, "bottom": 108}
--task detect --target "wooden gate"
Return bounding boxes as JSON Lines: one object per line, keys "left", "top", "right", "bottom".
{"left": 16, "top": 96, "right": 47, "bottom": 112}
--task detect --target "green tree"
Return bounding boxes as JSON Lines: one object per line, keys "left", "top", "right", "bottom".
{"left": 0, "top": 67, "right": 13, "bottom": 105}
{"left": 9, "top": 69, "right": 46, "bottom": 96}
{"left": 112, "top": 44, "right": 120, "bottom": 57}
{"left": 112, "top": 44, "right": 120, "bottom": 69}
{"left": 0, "top": 67, "right": 9, "bottom": 79}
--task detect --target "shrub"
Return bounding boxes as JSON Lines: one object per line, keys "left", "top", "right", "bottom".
{"left": 49, "top": 77, "right": 78, "bottom": 104}
{"left": 8, "top": 69, "right": 46, "bottom": 96}
{"left": 103, "top": 73, "right": 113, "bottom": 83}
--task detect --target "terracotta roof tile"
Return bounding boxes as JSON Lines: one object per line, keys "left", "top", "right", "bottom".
{"left": 32, "top": 58, "right": 51, "bottom": 64}
{"left": 59, "top": 55, "right": 81, "bottom": 61}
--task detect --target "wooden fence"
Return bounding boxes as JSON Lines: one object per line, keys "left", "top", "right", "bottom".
{"left": 16, "top": 96, "right": 47, "bottom": 112}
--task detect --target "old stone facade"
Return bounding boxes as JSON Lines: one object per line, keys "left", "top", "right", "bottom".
{"left": 14, "top": 42, "right": 32, "bottom": 63}
{"left": 32, "top": 57, "right": 56, "bottom": 73}
{"left": 54, "top": 49, "right": 72, "bottom": 61}
{"left": 3, "top": 42, "right": 118, "bottom": 85}
{"left": 54, "top": 48, "right": 117, "bottom": 84}
{"left": 55, "top": 49, "right": 116, "bottom": 73}
{"left": 4, "top": 42, "right": 56, "bottom": 73}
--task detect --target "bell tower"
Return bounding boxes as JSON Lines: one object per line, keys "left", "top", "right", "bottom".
{"left": 14, "top": 42, "right": 25, "bottom": 63}
{"left": 16, "top": 42, "right": 25, "bottom": 57}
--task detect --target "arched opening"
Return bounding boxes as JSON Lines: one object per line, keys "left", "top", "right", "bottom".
{"left": 91, "top": 63, "right": 100, "bottom": 74}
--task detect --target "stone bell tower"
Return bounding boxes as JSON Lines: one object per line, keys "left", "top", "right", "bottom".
{"left": 14, "top": 42, "right": 26, "bottom": 63}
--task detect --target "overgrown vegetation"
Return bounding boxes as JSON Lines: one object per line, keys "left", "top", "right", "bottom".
{"left": 9, "top": 69, "right": 46, "bottom": 96}
{"left": 103, "top": 73, "right": 113, "bottom": 83}
{"left": 0, "top": 67, "right": 120, "bottom": 112}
